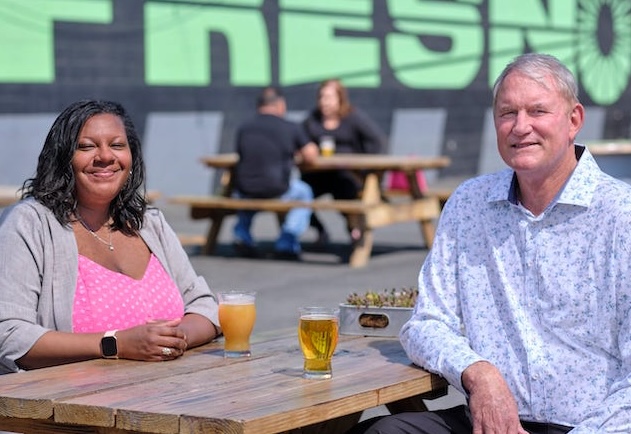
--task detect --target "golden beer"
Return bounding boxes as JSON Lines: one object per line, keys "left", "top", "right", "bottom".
{"left": 320, "top": 146, "right": 335, "bottom": 157}
{"left": 218, "top": 292, "right": 256, "bottom": 357}
{"left": 298, "top": 307, "right": 339, "bottom": 379}
{"left": 319, "top": 135, "right": 335, "bottom": 157}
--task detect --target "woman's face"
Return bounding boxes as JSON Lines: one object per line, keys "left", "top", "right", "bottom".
{"left": 318, "top": 83, "right": 341, "bottom": 118}
{"left": 72, "top": 113, "right": 132, "bottom": 209}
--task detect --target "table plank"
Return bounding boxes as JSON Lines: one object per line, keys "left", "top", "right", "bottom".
{"left": 0, "top": 185, "right": 20, "bottom": 207}
{"left": 301, "top": 154, "right": 451, "bottom": 172}
{"left": 201, "top": 153, "right": 451, "bottom": 172}
{"left": 0, "top": 334, "right": 291, "bottom": 420}
{"left": 50, "top": 337, "right": 445, "bottom": 434}
{"left": 586, "top": 140, "right": 631, "bottom": 155}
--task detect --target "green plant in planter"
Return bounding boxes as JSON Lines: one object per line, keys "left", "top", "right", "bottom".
{"left": 345, "top": 287, "right": 418, "bottom": 308}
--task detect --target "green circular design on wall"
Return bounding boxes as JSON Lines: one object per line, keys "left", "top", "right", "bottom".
{"left": 577, "top": 0, "right": 631, "bottom": 104}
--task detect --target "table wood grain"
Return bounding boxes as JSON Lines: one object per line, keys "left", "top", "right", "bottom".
{"left": 0, "top": 334, "right": 447, "bottom": 434}
{"left": 201, "top": 153, "right": 451, "bottom": 172}
{"left": 0, "top": 185, "right": 19, "bottom": 207}
{"left": 586, "top": 140, "right": 631, "bottom": 156}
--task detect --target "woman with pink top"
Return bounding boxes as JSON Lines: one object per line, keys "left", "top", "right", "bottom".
{"left": 0, "top": 100, "right": 220, "bottom": 374}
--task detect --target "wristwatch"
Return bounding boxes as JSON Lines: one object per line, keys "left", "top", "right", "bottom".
{"left": 100, "top": 330, "right": 118, "bottom": 359}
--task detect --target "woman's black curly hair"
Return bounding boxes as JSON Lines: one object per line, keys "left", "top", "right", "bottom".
{"left": 21, "top": 100, "right": 147, "bottom": 235}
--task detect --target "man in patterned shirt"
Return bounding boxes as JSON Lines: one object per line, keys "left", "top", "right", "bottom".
{"left": 352, "top": 53, "right": 631, "bottom": 433}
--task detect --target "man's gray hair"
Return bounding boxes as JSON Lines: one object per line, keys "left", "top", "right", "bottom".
{"left": 492, "top": 53, "right": 579, "bottom": 107}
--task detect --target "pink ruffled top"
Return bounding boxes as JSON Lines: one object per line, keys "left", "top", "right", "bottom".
{"left": 73, "top": 254, "right": 184, "bottom": 333}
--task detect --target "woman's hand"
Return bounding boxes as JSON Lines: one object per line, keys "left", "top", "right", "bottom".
{"left": 117, "top": 318, "right": 188, "bottom": 361}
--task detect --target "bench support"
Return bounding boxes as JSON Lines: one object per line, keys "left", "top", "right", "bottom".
{"left": 173, "top": 192, "right": 440, "bottom": 268}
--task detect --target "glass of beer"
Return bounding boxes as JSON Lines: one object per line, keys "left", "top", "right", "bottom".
{"left": 218, "top": 291, "right": 256, "bottom": 358}
{"left": 298, "top": 307, "right": 339, "bottom": 379}
{"left": 319, "top": 135, "right": 335, "bottom": 157}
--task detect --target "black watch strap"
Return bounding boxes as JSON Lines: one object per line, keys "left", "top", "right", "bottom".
{"left": 101, "top": 330, "right": 118, "bottom": 359}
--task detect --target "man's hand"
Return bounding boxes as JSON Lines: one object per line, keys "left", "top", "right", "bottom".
{"left": 462, "top": 361, "right": 529, "bottom": 434}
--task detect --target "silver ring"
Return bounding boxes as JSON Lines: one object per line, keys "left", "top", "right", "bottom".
{"left": 161, "top": 347, "right": 173, "bottom": 357}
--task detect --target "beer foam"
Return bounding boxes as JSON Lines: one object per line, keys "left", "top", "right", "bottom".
{"left": 300, "top": 314, "right": 337, "bottom": 320}
{"left": 219, "top": 292, "right": 255, "bottom": 305}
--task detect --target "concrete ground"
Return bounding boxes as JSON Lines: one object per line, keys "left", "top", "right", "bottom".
{"left": 160, "top": 201, "right": 466, "bottom": 418}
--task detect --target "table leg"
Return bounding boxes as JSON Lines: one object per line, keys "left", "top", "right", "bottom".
{"left": 347, "top": 214, "right": 372, "bottom": 268}
{"left": 202, "top": 212, "right": 225, "bottom": 255}
{"left": 360, "top": 173, "right": 382, "bottom": 205}
{"left": 419, "top": 219, "right": 436, "bottom": 249}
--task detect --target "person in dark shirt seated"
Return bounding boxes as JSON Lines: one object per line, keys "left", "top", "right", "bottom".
{"left": 302, "top": 78, "right": 387, "bottom": 245}
{"left": 233, "top": 87, "right": 318, "bottom": 260}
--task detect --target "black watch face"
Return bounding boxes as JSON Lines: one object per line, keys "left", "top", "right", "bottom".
{"left": 102, "top": 336, "right": 117, "bottom": 357}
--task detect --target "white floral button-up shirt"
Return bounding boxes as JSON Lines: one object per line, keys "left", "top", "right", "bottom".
{"left": 401, "top": 146, "right": 631, "bottom": 432}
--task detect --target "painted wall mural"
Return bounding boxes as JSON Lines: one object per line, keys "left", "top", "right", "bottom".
{"left": 1, "top": 0, "right": 630, "bottom": 195}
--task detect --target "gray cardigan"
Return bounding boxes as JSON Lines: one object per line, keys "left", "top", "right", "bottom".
{"left": 0, "top": 198, "right": 219, "bottom": 374}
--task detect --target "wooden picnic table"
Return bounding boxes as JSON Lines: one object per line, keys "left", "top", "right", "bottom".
{"left": 0, "top": 189, "right": 160, "bottom": 210}
{"left": 586, "top": 140, "right": 631, "bottom": 181}
{"left": 0, "top": 185, "right": 20, "bottom": 208}
{"left": 173, "top": 153, "right": 450, "bottom": 267}
{"left": 586, "top": 140, "right": 631, "bottom": 155}
{"left": 0, "top": 334, "right": 448, "bottom": 434}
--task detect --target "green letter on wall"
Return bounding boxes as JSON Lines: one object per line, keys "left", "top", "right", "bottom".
{"left": 0, "top": 0, "right": 111, "bottom": 83}
{"left": 279, "top": 0, "right": 379, "bottom": 86}
{"left": 387, "top": 0, "right": 484, "bottom": 89}
{"left": 145, "top": 0, "right": 269, "bottom": 86}
{"left": 576, "top": 0, "right": 631, "bottom": 104}
{"left": 488, "top": 0, "right": 577, "bottom": 85}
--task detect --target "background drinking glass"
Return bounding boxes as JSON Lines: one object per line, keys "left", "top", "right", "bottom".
{"left": 298, "top": 307, "right": 339, "bottom": 379}
{"left": 319, "top": 135, "right": 335, "bottom": 157}
{"left": 218, "top": 291, "right": 256, "bottom": 358}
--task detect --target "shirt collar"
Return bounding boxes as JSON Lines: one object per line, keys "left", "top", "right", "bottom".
{"left": 486, "top": 144, "right": 602, "bottom": 208}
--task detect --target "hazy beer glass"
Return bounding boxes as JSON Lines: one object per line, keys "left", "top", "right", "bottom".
{"left": 298, "top": 307, "right": 339, "bottom": 379}
{"left": 218, "top": 291, "right": 256, "bottom": 358}
{"left": 319, "top": 135, "right": 335, "bottom": 157}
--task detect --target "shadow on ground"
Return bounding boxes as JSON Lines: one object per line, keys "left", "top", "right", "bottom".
{"left": 184, "top": 239, "right": 426, "bottom": 267}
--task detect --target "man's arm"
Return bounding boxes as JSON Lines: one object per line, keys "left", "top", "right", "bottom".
{"left": 299, "top": 142, "right": 319, "bottom": 164}
{"left": 567, "top": 306, "right": 631, "bottom": 433}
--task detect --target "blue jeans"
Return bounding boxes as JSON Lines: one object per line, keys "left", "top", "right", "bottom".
{"left": 233, "top": 179, "right": 313, "bottom": 253}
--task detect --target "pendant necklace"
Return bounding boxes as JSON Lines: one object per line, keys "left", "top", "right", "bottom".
{"left": 76, "top": 212, "right": 114, "bottom": 251}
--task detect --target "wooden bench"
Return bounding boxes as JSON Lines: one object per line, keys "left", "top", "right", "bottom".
{"left": 386, "top": 187, "right": 453, "bottom": 209}
{"left": 384, "top": 175, "right": 468, "bottom": 210}
{"left": 170, "top": 193, "right": 441, "bottom": 268}
{"left": 0, "top": 185, "right": 20, "bottom": 208}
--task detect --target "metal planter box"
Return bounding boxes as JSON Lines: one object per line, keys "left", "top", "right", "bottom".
{"left": 338, "top": 303, "right": 413, "bottom": 337}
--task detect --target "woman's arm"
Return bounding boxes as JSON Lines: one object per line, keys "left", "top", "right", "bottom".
{"left": 180, "top": 312, "right": 220, "bottom": 348}
{"left": 350, "top": 109, "right": 387, "bottom": 154}
{"left": 17, "top": 318, "right": 195, "bottom": 370}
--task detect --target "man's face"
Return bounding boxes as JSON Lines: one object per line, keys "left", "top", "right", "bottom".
{"left": 494, "top": 71, "right": 583, "bottom": 178}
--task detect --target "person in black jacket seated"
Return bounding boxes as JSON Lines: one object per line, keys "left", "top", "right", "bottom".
{"left": 302, "top": 78, "right": 387, "bottom": 245}
{"left": 233, "top": 87, "right": 318, "bottom": 260}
